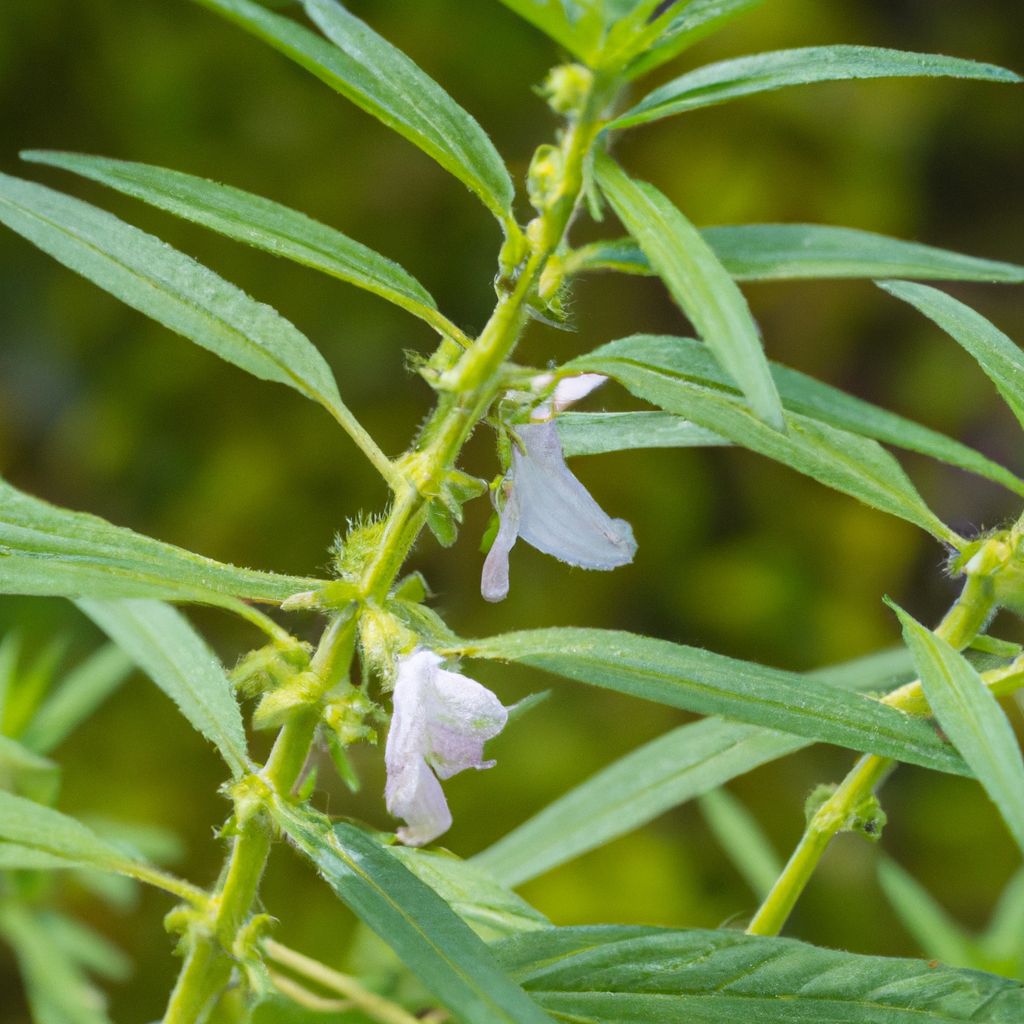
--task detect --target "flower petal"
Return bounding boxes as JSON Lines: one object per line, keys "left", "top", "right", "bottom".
{"left": 386, "top": 756, "right": 452, "bottom": 847}
{"left": 481, "top": 481, "right": 522, "bottom": 602}
{"left": 514, "top": 421, "right": 637, "bottom": 570}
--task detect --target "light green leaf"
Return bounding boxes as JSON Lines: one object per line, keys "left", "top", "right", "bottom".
{"left": 389, "top": 846, "right": 551, "bottom": 942}
{"left": 557, "top": 411, "right": 728, "bottom": 456}
{"left": 983, "top": 867, "right": 1024, "bottom": 967}
{"left": 22, "top": 150, "right": 453, "bottom": 335}
{"left": 0, "top": 790, "right": 138, "bottom": 872}
{"left": 698, "top": 788, "right": 781, "bottom": 899}
{"left": 460, "top": 629, "right": 967, "bottom": 774}
{"left": 496, "top": 1, "right": 606, "bottom": 63}
{"left": 626, "top": 1, "right": 766, "bottom": 78}
{"left": 194, "top": 0, "right": 515, "bottom": 229}
{"left": 495, "top": 925, "right": 1024, "bottom": 1022}
{"left": 270, "top": 800, "right": 553, "bottom": 1024}
{"left": 878, "top": 856, "right": 978, "bottom": 969}
{"left": 38, "top": 912, "right": 132, "bottom": 984}
{"left": 895, "top": 604, "right": 1024, "bottom": 855}
{"left": 570, "top": 224, "right": 1024, "bottom": 284}
{"left": 880, "top": 281, "right": 1024, "bottom": 432}
{"left": 613, "top": 45, "right": 1022, "bottom": 128}
{"left": 0, "top": 904, "right": 115, "bottom": 1024}
{"left": 18, "top": 646, "right": 133, "bottom": 755}
{"left": 594, "top": 155, "right": 784, "bottom": 429}
{"left": 0, "top": 734, "right": 60, "bottom": 803}
{"left": 0, "top": 475, "right": 322, "bottom": 606}
{"left": 0, "top": 843, "right": 72, "bottom": 870}
{"left": 572, "top": 339, "right": 959, "bottom": 543}
{"left": 77, "top": 600, "right": 250, "bottom": 778}
{"left": 473, "top": 648, "right": 916, "bottom": 887}
{"left": 569, "top": 334, "right": 1024, "bottom": 496}
{"left": 0, "top": 170, "right": 352, "bottom": 412}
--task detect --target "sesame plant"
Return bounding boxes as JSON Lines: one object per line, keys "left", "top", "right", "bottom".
{"left": 2, "top": 0, "right": 1024, "bottom": 1021}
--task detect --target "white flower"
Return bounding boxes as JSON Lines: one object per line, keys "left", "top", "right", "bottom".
{"left": 480, "top": 418, "right": 637, "bottom": 602}
{"left": 529, "top": 371, "right": 607, "bottom": 421}
{"left": 384, "top": 649, "right": 508, "bottom": 846}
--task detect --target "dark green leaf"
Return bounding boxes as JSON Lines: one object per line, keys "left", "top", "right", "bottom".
{"left": 77, "top": 600, "right": 250, "bottom": 778}
{"left": 896, "top": 605, "right": 1024, "bottom": 855}
{"left": 23, "top": 151, "right": 452, "bottom": 333}
{"left": 194, "top": 0, "right": 515, "bottom": 228}
{"left": 0, "top": 475, "right": 322, "bottom": 606}
{"left": 495, "top": 925, "right": 1024, "bottom": 1022}
{"left": 569, "top": 334, "right": 1024, "bottom": 496}
{"left": 594, "top": 156, "right": 785, "bottom": 429}
{"left": 571, "top": 338, "right": 959, "bottom": 543}
{"left": 270, "top": 800, "right": 553, "bottom": 1024}
{"left": 459, "top": 629, "right": 967, "bottom": 774}
{"left": 880, "top": 281, "right": 1024, "bottom": 431}
{"left": 613, "top": 46, "right": 1022, "bottom": 128}
{"left": 570, "top": 224, "right": 1024, "bottom": 284}
{"left": 557, "top": 411, "right": 728, "bottom": 456}
{"left": 474, "top": 649, "right": 914, "bottom": 886}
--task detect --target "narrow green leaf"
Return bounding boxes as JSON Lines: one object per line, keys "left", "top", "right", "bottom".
{"left": 22, "top": 150, "right": 451, "bottom": 332}
{"left": 571, "top": 224, "right": 1024, "bottom": 284}
{"left": 496, "top": 1, "right": 606, "bottom": 63}
{"left": 613, "top": 45, "right": 1022, "bottom": 128}
{"left": 880, "top": 281, "right": 1024, "bottom": 431}
{"left": 570, "top": 334, "right": 1024, "bottom": 496}
{"left": 194, "top": 0, "right": 515, "bottom": 228}
{"left": 389, "top": 846, "right": 551, "bottom": 942}
{"left": 39, "top": 912, "right": 133, "bottom": 984}
{"left": 495, "top": 925, "right": 1024, "bottom": 1022}
{"left": 0, "top": 843, "right": 72, "bottom": 870}
{"left": 270, "top": 800, "right": 554, "bottom": 1024}
{"left": 18, "top": 646, "right": 133, "bottom": 755}
{"left": 626, "top": 1, "right": 766, "bottom": 78}
{"left": 594, "top": 155, "right": 785, "bottom": 429}
{"left": 474, "top": 649, "right": 915, "bottom": 887}
{"left": 557, "top": 410, "right": 728, "bottom": 456}
{"left": 983, "top": 867, "right": 1024, "bottom": 966}
{"left": 0, "top": 790, "right": 138, "bottom": 872}
{"left": 0, "top": 904, "right": 115, "bottom": 1024}
{"left": 572, "top": 339, "right": 959, "bottom": 543}
{"left": 0, "top": 475, "right": 322, "bottom": 606}
{"left": 77, "top": 600, "right": 250, "bottom": 778}
{"left": 0, "top": 734, "right": 60, "bottom": 803}
{"left": 877, "top": 856, "right": 978, "bottom": 968}
{"left": 698, "top": 788, "right": 781, "bottom": 899}
{"left": 460, "top": 629, "right": 967, "bottom": 774}
{"left": 895, "top": 604, "right": 1024, "bottom": 855}
{"left": 0, "top": 172, "right": 391, "bottom": 468}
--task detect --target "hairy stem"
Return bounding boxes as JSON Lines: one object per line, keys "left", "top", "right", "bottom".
{"left": 746, "top": 580, "right": 998, "bottom": 937}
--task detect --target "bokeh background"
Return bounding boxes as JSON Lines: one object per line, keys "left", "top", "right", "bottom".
{"left": 1, "top": 0, "right": 1022, "bottom": 1018}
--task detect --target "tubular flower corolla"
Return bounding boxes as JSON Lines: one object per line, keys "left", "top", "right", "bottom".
{"left": 384, "top": 649, "right": 508, "bottom": 846}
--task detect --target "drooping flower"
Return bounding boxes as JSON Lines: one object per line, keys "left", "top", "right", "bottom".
{"left": 384, "top": 649, "right": 508, "bottom": 846}
{"left": 480, "top": 374, "right": 637, "bottom": 602}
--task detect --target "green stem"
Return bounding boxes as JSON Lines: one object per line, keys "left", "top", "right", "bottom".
{"left": 161, "top": 70, "right": 616, "bottom": 1024}
{"left": 746, "top": 581, "right": 997, "bottom": 937}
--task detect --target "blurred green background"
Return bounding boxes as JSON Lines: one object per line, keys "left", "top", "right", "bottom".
{"left": 1, "top": 0, "right": 1022, "bottom": 1019}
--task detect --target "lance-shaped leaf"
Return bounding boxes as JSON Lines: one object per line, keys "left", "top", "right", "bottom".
{"left": 474, "top": 649, "right": 914, "bottom": 887}
{"left": 0, "top": 735, "right": 60, "bottom": 803}
{"left": 77, "top": 600, "right": 249, "bottom": 778}
{"left": 194, "top": 0, "right": 515, "bottom": 230}
{"left": 697, "top": 788, "right": 781, "bottom": 899}
{"left": 570, "top": 334, "right": 1024, "bottom": 496}
{"left": 594, "top": 155, "right": 784, "bottom": 429}
{"left": 569, "top": 224, "right": 1024, "bottom": 284}
{"left": 895, "top": 604, "right": 1024, "bottom": 855}
{"left": 270, "top": 800, "right": 553, "bottom": 1024}
{"left": 557, "top": 411, "right": 728, "bottom": 456}
{"left": 23, "top": 150, "right": 454, "bottom": 336}
{"left": 571, "top": 341, "right": 959, "bottom": 543}
{"left": 626, "top": 0, "right": 766, "bottom": 78}
{"left": 18, "top": 645, "right": 133, "bottom": 755}
{"left": 494, "top": 925, "right": 1024, "bottom": 1022}
{"left": 880, "top": 281, "right": 1024, "bottom": 432}
{"left": 613, "top": 45, "right": 1022, "bottom": 128}
{"left": 0, "top": 172, "right": 386, "bottom": 469}
{"left": 459, "top": 629, "right": 967, "bottom": 774}
{"left": 0, "top": 476, "right": 322, "bottom": 605}
{"left": 497, "top": 1, "right": 606, "bottom": 62}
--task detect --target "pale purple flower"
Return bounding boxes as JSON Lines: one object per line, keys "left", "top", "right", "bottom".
{"left": 384, "top": 649, "right": 508, "bottom": 846}
{"left": 480, "top": 417, "right": 637, "bottom": 602}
